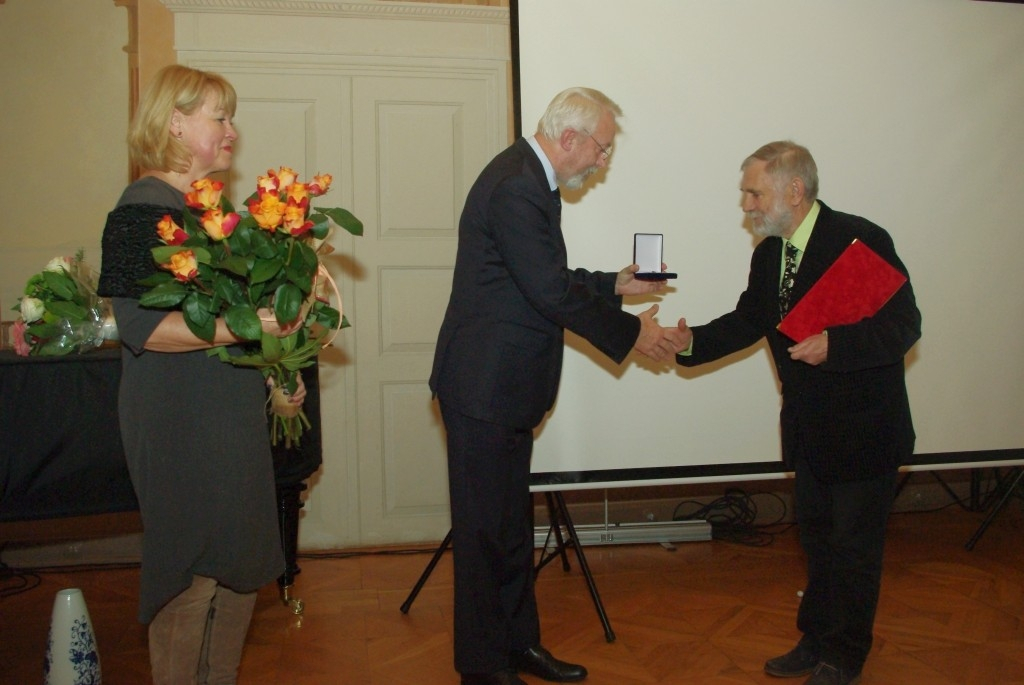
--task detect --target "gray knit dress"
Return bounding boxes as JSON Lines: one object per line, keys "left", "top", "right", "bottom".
{"left": 99, "top": 176, "right": 284, "bottom": 623}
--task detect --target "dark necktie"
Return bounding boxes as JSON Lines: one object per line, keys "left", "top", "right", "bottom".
{"left": 779, "top": 241, "right": 799, "bottom": 316}
{"left": 552, "top": 188, "right": 561, "bottom": 221}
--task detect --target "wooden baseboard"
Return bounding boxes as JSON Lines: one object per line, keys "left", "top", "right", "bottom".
{"left": 0, "top": 511, "right": 142, "bottom": 545}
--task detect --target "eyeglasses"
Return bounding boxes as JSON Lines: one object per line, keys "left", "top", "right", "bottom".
{"left": 583, "top": 130, "right": 613, "bottom": 159}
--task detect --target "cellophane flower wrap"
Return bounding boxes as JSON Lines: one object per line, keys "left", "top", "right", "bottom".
{"left": 12, "top": 250, "right": 110, "bottom": 356}
{"left": 138, "top": 167, "right": 362, "bottom": 447}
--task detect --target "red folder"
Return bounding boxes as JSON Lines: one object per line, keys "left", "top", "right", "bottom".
{"left": 777, "top": 239, "right": 907, "bottom": 342}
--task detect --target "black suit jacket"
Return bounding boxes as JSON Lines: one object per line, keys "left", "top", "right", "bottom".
{"left": 430, "top": 138, "right": 640, "bottom": 429}
{"left": 677, "top": 201, "right": 921, "bottom": 482}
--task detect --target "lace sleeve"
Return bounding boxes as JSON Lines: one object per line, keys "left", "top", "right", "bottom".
{"left": 97, "top": 204, "right": 180, "bottom": 299}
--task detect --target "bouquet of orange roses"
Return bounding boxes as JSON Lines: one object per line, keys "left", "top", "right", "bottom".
{"left": 138, "top": 167, "right": 362, "bottom": 446}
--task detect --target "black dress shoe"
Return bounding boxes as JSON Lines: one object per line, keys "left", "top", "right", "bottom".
{"left": 461, "top": 670, "right": 526, "bottom": 685}
{"left": 803, "top": 661, "right": 862, "bottom": 685}
{"left": 764, "top": 642, "right": 819, "bottom": 678}
{"left": 511, "top": 645, "right": 588, "bottom": 682}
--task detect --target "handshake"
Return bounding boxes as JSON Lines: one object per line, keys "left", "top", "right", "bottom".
{"left": 633, "top": 304, "right": 691, "bottom": 362}
{"left": 615, "top": 263, "right": 693, "bottom": 362}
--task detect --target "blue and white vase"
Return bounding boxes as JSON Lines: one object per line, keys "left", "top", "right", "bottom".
{"left": 44, "top": 588, "right": 102, "bottom": 685}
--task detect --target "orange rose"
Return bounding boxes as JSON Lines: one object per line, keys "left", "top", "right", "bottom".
{"left": 308, "top": 173, "right": 333, "bottom": 197}
{"left": 161, "top": 250, "right": 199, "bottom": 282}
{"left": 282, "top": 197, "right": 313, "bottom": 236}
{"left": 157, "top": 214, "right": 189, "bottom": 245}
{"left": 185, "top": 178, "right": 224, "bottom": 210}
{"left": 200, "top": 207, "right": 240, "bottom": 241}
{"left": 248, "top": 190, "right": 286, "bottom": 231}
{"left": 275, "top": 166, "right": 298, "bottom": 191}
{"left": 286, "top": 182, "right": 309, "bottom": 205}
{"left": 256, "top": 172, "right": 279, "bottom": 194}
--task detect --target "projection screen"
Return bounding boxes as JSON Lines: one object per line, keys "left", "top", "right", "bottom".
{"left": 516, "top": 0, "right": 1024, "bottom": 490}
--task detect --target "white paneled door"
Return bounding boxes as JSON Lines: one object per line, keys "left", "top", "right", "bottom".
{"left": 209, "top": 64, "right": 507, "bottom": 548}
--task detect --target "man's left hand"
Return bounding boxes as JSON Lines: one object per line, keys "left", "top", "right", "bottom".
{"left": 615, "top": 263, "right": 671, "bottom": 296}
{"left": 788, "top": 332, "right": 828, "bottom": 366}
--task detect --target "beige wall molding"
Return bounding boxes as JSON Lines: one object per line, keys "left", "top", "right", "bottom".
{"left": 166, "top": 0, "right": 508, "bottom": 63}
{"left": 160, "top": 0, "right": 507, "bottom": 23}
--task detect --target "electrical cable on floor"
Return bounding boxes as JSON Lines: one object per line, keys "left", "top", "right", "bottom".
{"left": 671, "top": 488, "right": 794, "bottom": 546}
{"left": 1, "top": 561, "right": 42, "bottom": 599}
{"left": 673, "top": 475, "right": 1016, "bottom": 549}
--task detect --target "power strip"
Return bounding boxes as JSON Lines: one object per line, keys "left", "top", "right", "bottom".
{"left": 534, "top": 519, "right": 711, "bottom": 548}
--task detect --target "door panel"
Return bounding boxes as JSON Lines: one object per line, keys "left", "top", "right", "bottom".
{"left": 351, "top": 74, "right": 502, "bottom": 543}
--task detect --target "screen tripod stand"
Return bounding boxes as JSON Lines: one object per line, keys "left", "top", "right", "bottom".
{"left": 965, "top": 466, "right": 1024, "bottom": 550}
{"left": 400, "top": 490, "right": 616, "bottom": 643}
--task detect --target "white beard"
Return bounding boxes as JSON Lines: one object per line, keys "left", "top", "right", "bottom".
{"left": 563, "top": 165, "right": 597, "bottom": 191}
{"left": 750, "top": 200, "right": 792, "bottom": 238}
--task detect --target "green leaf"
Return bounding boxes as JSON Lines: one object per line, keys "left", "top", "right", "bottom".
{"left": 46, "top": 300, "right": 88, "bottom": 321}
{"left": 261, "top": 331, "right": 284, "bottom": 362}
{"left": 250, "top": 229, "right": 279, "bottom": 259}
{"left": 208, "top": 346, "right": 232, "bottom": 362}
{"left": 308, "top": 216, "right": 331, "bottom": 241}
{"left": 227, "top": 222, "right": 254, "bottom": 254}
{"left": 26, "top": 320, "right": 61, "bottom": 339}
{"left": 279, "top": 330, "right": 300, "bottom": 353}
{"left": 181, "top": 209, "right": 202, "bottom": 234}
{"left": 137, "top": 271, "right": 174, "bottom": 287}
{"left": 211, "top": 274, "right": 245, "bottom": 307}
{"left": 283, "top": 242, "right": 318, "bottom": 293}
{"left": 315, "top": 206, "right": 364, "bottom": 236}
{"left": 214, "top": 254, "right": 247, "bottom": 278}
{"left": 314, "top": 305, "right": 341, "bottom": 330}
{"left": 36, "top": 338, "right": 77, "bottom": 356}
{"left": 183, "top": 314, "right": 215, "bottom": 342}
{"left": 152, "top": 245, "right": 211, "bottom": 265}
{"left": 41, "top": 270, "right": 76, "bottom": 300}
{"left": 224, "top": 303, "right": 262, "bottom": 341}
{"left": 183, "top": 291, "right": 216, "bottom": 342}
{"left": 250, "top": 256, "right": 284, "bottom": 285}
{"left": 139, "top": 281, "right": 187, "bottom": 308}
{"left": 273, "top": 283, "right": 303, "bottom": 323}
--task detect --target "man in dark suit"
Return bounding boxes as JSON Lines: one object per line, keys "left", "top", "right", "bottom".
{"left": 430, "top": 87, "right": 687, "bottom": 685}
{"left": 674, "top": 141, "right": 921, "bottom": 685}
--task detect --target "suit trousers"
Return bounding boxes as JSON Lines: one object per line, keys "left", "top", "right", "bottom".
{"left": 440, "top": 401, "right": 541, "bottom": 674}
{"left": 793, "top": 456, "right": 898, "bottom": 672}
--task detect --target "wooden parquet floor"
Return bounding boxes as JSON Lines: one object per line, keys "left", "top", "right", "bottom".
{"left": 2, "top": 504, "right": 1023, "bottom": 684}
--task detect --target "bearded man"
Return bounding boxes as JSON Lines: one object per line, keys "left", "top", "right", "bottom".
{"left": 674, "top": 141, "right": 921, "bottom": 685}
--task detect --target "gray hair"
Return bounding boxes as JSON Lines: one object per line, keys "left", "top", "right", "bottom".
{"left": 742, "top": 140, "right": 819, "bottom": 202}
{"left": 536, "top": 87, "right": 623, "bottom": 139}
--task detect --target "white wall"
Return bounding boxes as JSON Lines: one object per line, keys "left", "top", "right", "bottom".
{"left": 0, "top": 0, "right": 129, "bottom": 317}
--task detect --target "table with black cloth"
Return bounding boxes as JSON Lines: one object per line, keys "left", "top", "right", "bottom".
{"left": 0, "top": 347, "right": 321, "bottom": 610}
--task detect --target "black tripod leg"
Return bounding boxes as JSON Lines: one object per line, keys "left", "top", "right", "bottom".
{"left": 401, "top": 528, "right": 453, "bottom": 613}
{"left": 535, "top": 492, "right": 573, "bottom": 575}
{"left": 965, "top": 467, "right": 1024, "bottom": 551}
{"left": 552, "top": 492, "right": 616, "bottom": 643}
{"left": 545, "top": 491, "right": 571, "bottom": 571}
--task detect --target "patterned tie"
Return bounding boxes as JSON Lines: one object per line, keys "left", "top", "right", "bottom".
{"left": 779, "top": 241, "right": 799, "bottom": 316}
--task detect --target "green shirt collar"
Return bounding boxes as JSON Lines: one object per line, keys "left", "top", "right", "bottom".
{"left": 786, "top": 200, "right": 820, "bottom": 252}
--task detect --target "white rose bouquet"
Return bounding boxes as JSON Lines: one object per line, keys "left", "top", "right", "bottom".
{"left": 12, "top": 250, "right": 109, "bottom": 356}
